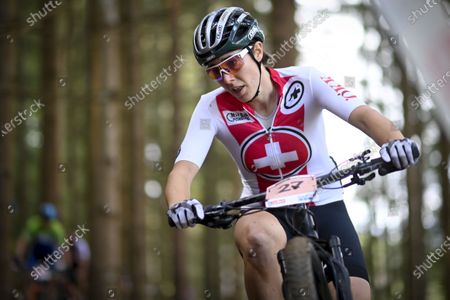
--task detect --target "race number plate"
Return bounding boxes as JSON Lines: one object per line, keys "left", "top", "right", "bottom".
{"left": 265, "top": 175, "right": 317, "bottom": 208}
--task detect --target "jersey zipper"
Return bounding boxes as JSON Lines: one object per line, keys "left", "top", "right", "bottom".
{"left": 243, "top": 96, "right": 284, "bottom": 178}
{"left": 266, "top": 131, "right": 285, "bottom": 179}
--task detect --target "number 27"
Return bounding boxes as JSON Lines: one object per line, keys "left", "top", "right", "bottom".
{"left": 277, "top": 180, "right": 303, "bottom": 193}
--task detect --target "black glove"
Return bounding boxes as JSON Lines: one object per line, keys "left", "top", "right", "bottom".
{"left": 379, "top": 138, "right": 420, "bottom": 169}
{"left": 167, "top": 199, "right": 204, "bottom": 229}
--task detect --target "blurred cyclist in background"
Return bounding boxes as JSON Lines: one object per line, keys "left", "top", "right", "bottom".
{"left": 15, "top": 202, "right": 65, "bottom": 299}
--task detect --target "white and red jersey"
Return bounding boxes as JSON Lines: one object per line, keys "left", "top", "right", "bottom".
{"left": 175, "top": 66, "right": 365, "bottom": 206}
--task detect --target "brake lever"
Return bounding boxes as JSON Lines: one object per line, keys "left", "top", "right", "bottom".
{"left": 349, "top": 149, "right": 371, "bottom": 162}
{"left": 357, "top": 173, "right": 376, "bottom": 185}
{"left": 344, "top": 172, "right": 376, "bottom": 187}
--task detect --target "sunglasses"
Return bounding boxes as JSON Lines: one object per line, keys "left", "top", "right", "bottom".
{"left": 205, "top": 47, "right": 250, "bottom": 81}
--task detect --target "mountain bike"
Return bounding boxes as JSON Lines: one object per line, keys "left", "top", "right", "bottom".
{"left": 169, "top": 145, "right": 419, "bottom": 300}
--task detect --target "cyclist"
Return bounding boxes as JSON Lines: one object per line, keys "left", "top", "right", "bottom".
{"left": 165, "top": 7, "right": 419, "bottom": 300}
{"left": 15, "top": 202, "right": 65, "bottom": 299}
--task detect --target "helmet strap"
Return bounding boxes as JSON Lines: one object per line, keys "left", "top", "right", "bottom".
{"left": 245, "top": 46, "right": 262, "bottom": 103}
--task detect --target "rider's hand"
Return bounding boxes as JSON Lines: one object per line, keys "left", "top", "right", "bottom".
{"left": 167, "top": 199, "right": 204, "bottom": 229}
{"left": 379, "top": 138, "right": 419, "bottom": 169}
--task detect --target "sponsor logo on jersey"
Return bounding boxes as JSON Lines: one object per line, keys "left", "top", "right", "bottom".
{"left": 240, "top": 126, "right": 311, "bottom": 180}
{"left": 223, "top": 110, "right": 254, "bottom": 125}
{"left": 320, "top": 76, "right": 357, "bottom": 101}
{"left": 281, "top": 80, "right": 304, "bottom": 114}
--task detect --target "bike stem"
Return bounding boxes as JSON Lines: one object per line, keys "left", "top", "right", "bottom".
{"left": 296, "top": 203, "right": 319, "bottom": 239}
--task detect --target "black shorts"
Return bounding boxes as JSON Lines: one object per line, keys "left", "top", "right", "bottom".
{"left": 268, "top": 201, "right": 369, "bottom": 282}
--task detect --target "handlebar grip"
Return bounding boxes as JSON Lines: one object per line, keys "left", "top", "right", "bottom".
{"left": 378, "top": 163, "right": 398, "bottom": 176}
{"left": 168, "top": 216, "right": 204, "bottom": 228}
{"left": 378, "top": 142, "right": 420, "bottom": 176}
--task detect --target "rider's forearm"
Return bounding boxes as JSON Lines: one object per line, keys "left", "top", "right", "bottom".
{"left": 349, "top": 105, "right": 404, "bottom": 146}
{"left": 165, "top": 174, "right": 191, "bottom": 208}
{"left": 165, "top": 160, "right": 199, "bottom": 208}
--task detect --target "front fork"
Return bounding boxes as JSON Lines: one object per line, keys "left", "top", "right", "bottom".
{"left": 277, "top": 207, "right": 352, "bottom": 300}
{"left": 329, "top": 235, "right": 344, "bottom": 265}
{"left": 293, "top": 206, "right": 345, "bottom": 267}
{"left": 329, "top": 235, "right": 353, "bottom": 300}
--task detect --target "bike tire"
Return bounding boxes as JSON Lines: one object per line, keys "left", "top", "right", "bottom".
{"left": 279, "top": 236, "right": 322, "bottom": 300}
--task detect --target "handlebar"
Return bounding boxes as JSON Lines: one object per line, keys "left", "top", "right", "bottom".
{"left": 169, "top": 144, "right": 420, "bottom": 228}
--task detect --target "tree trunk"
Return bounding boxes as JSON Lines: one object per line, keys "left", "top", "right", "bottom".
{"left": 401, "top": 67, "right": 425, "bottom": 300}
{"left": 439, "top": 130, "right": 450, "bottom": 300}
{"left": 40, "top": 0, "right": 67, "bottom": 208}
{"left": 202, "top": 145, "right": 221, "bottom": 300}
{"left": 123, "top": 0, "right": 148, "bottom": 298}
{"left": 168, "top": 0, "right": 192, "bottom": 299}
{"left": 88, "top": 0, "right": 124, "bottom": 298}
{"left": 0, "top": 0, "right": 17, "bottom": 296}
{"left": 364, "top": 198, "right": 376, "bottom": 297}
{"left": 14, "top": 0, "right": 33, "bottom": 233}
{"left": 66, "top": 0, "right": 89, "bottom": 228}
{"left": 270, "top": 0, "right": 298, "bottom": 67}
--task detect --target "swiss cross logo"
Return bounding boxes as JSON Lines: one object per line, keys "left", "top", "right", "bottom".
{"left": 240, "top": 126, "right": 312, "bottom": 180}
{"left": 254, "top": 142, "right": 298, "bottom": 170}
{"left": 320, "top": 76, "right": 357, "bottom": 101}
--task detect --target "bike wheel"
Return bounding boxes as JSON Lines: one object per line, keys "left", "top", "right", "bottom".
{"left": 278, "top": 236, "right": 331, "bottom": 300}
